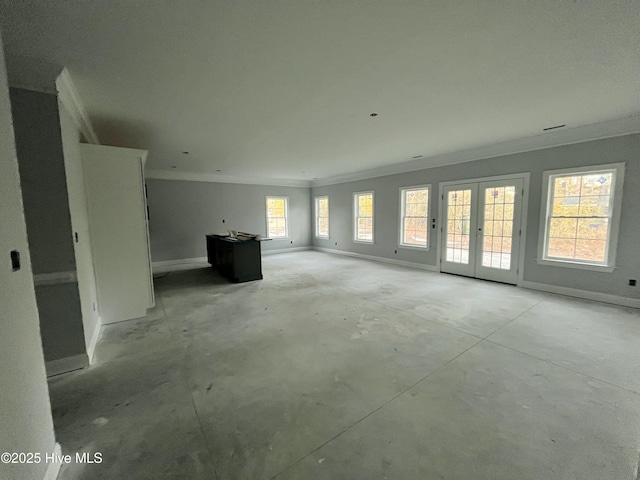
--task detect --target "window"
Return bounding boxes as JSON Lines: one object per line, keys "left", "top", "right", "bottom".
{"left": 538, "top": 163, "right": 624, "bottom": 271}
{"left": 315, "top": 196, "right": 329, "bottom": 238}
{"left": 400, "top": 185, "right": 430, "bottom": 248}
{"left": 266, "top": 196, "right": 288, "bottom": 238}
{"left": 353, "top": 191, "right": 374, "bottom": 243}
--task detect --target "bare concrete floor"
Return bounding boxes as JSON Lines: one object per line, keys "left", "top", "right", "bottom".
{"left": 49, "top": 251, "right": 640, "bottom": 479}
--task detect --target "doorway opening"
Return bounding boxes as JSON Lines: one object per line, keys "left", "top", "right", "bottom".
{"left": 438, "top": 174, "right": 529, "bottom": 285}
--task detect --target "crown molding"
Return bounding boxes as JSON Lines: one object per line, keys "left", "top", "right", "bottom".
{"left": 311, "top": 115, "right": 640, "bottom": 187}
{"left": 56, "top": 68, "right": 99, "bottom": 144}
{"left": 145, "top": 169, "right": 311, "bottom": 188}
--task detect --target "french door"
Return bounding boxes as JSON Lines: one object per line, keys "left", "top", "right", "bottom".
{"left": 441, "top": 178, "right": 524, "bottom": 284}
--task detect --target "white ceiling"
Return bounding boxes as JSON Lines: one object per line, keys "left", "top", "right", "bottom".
{"left": 1, "top": 1, "right": 639, "bottom": 183}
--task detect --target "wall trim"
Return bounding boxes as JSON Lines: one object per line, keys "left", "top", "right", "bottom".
{"left": 312, "top": 116, "right": 640, "bottom": 187}
{"left": 86, "top": 317, "right": 102, "bottom": 365}
{"left": 152, "top": 257, "right": 209, "bottom": 274}
{"left": 45, "top": 353, "right": 89, "bottom": 377}
{"left": 145, "top": 169, "right": 311, "bottom": 188}
{"left": 521, "top": 281, "right": 640, "bottom": 309}
{"left": 262, "top": 246, "right": 311, "bottom": 255}
{"left": 42, "top": 443, "right": 62, "bottom": 480}
{"left": 313, "top": 246, "right": 438, "bottom": 272}
{"left": 33, "top": 271, "right": 77, "bottom": 287}
{"left": 56, "top": 68, "right": 99, "bottom": 144}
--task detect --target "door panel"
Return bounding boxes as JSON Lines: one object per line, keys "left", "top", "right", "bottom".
{"left": 475, "top": 179, "right": 523, "bottom": 284}
{"left": 441, "top": 178, "right": 524, "bottom": 285}
{"left": 441, "top": 183, "right": 478, "bottom": 277}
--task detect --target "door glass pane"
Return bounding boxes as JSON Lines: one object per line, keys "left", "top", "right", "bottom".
{"left": 481, "top": 185, "right": 516, "bottom": 270}
{"left": 446, "top": 189, "right": 472, "bottom": 264}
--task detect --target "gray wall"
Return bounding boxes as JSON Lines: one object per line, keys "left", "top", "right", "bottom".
{"left": 312, "top": 134, "right": 640, "bottom": 300}
{"left": 10, "top": 87, "right": 76, "bottom": 273}
{"left": 10, "top": 87, "right": 87, "bottom": 363}
{"left": 146, "top": 179, "right": 312, "bottom": 262}
{"left": 0, "top": 28, "right": 57, "bottom": 480}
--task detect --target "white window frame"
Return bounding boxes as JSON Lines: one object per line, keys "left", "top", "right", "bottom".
{"left": 353, "top": 191, "right": 374, "bottom": 244}
{"left": 398, "top": 184, "right": 431, "bottom": 250}
{"left": 265, "top": 195, "right": 289, "bottom": 239}
{"left": 537, "top": 163, "right": 625, "bottom": 272}
{"left": 315, "top": 195, "right": 329, "bottom": 239}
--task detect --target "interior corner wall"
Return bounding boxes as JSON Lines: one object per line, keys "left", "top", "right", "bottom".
{"left": 145, "top": 179, "right": 312, "bottom": 262}
{"left": 9, "top": 86, "right": 87, "bottom": 364}
{"left": 58, "top": 99, "right": 101, "bottom": 353}
{"left": 0, "top": 28, "right": 57, "bottom": 480}
{"left": 312, "top": 134, "right": 640, "bottom": 300}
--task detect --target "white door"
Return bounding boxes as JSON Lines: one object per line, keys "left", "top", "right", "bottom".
{"left": 82, "top": 145, "right": 154, "bottom": 324}
{"left": 441, "top": 178, "right": 524, "bottom": 285}
{"left": 441, "top": 183, "right": 478, "bottom": 277}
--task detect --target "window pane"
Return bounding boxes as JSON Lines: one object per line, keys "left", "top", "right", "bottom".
{"left": 316, "top": 197, "right": 329, "bottom": 237}
{"left": 574, "top": 239, "right": 606, "bottom": 262}
{"left": 546, "top": 169, "right": 616, "bottom": 264}
{"left": 355, "top": 193, "right": 374, "bottom": 241}
{"left": 576, "top": 218, "right": 608, "bottom": 240}
{"left": 549, "top": 218, "right": 578, "bottom": 239}
{"left": 267, "top": 197, "right": 287, "bottom": 237}
{"left": 547, "top": 238, "right": 576, "bottom": 259}
{"left": 401, "top": 188, "right": 428, "bottom": 247}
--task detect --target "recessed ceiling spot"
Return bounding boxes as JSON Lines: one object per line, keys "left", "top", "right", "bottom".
{"left": 370, "top": 113, "right": 378, "bottom": 117}
{"left": 543, "top": 124, "right": 566, "bottom": 131}
{"left": 412, "top": 155, "right": 423, "bottom": 159}
{"left": 182, "top": 151, "right": 189, "bottom": 154}
{"left": 216, "top": 169, "right": 222, "bottom": 172}
{"left": 171, "top": 166, "right": 177, "bottom": 169}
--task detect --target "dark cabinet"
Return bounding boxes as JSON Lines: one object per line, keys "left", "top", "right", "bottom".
{"left": 206, "top": 235, "right": 263, "bottom": 283}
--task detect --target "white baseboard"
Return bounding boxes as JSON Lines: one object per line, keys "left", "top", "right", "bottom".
{"left": 43, "top": 443, "right": 62, "bottom": 480}
{"left": 262, "top": 246, "right": 311, "bottom": 255}
{"left": 521, "top": 281, "right": 640, "bottom": 309}
{"left": 45, "top": 353, "right": 89, "bottom": 377}
{"left": 152, "top": 257, "right": 208, "bottom": 274}
{"left": 86, "top": 316, "right": 102, "bottom": 365}
{"left": 313, "top": 246, "right": 438, "bottom": 272}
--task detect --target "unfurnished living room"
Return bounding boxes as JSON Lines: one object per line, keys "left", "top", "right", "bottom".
{"left": 1, "top": 2, "right": 640, "bottom": 479}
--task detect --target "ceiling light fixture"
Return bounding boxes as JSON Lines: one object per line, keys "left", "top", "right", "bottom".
{"left": 171, "top": 166, "right": 177, "bottom": 169}
{"left": 543, "top": 124, "right": 566, "bottom": 131}
{"left": 182, "top": 151, "right": 189, "bottom": 154}
{"left": 215, "top": 169, "right": 222, "bottom": 172}
{"left": 370, "top": 113, "right": 378, "bottom": 117}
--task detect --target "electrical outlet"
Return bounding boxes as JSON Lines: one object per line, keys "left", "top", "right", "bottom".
{"left": 629, "top": 279, "right": 637, "bottom": 287}
{"left": 394, "top": 249, "right": 397, "bottom": 254}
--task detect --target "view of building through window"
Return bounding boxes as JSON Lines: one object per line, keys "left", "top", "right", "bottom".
{"left": 401, "top": 187, "right": 429, "bottom": 247}
{"left": 266, "top": 196, "right": 288, "bottom": 238}
{"left": 354, "top": 192, "right": 374, "bottom": 242}
{"left": 545, "top": 171, "right": 614, "bottom": 263}
{"left": 316, "top": 196, "right": 329, "bottom": 237}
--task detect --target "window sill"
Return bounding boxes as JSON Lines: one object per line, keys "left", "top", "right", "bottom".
{"left": 315, "top": 235, "right": 330, "bottom": 240}
{"left": 535, "top": 258, "right": 615, "bottom": 273}
{"left": 398, "top": 244, "right": 429, "bottom": 251}
{"left": 353, "top": 239, "right": 374, "bottom": 245}
{"left": 269, "top": 236, "right": 291, "bottom": 241}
